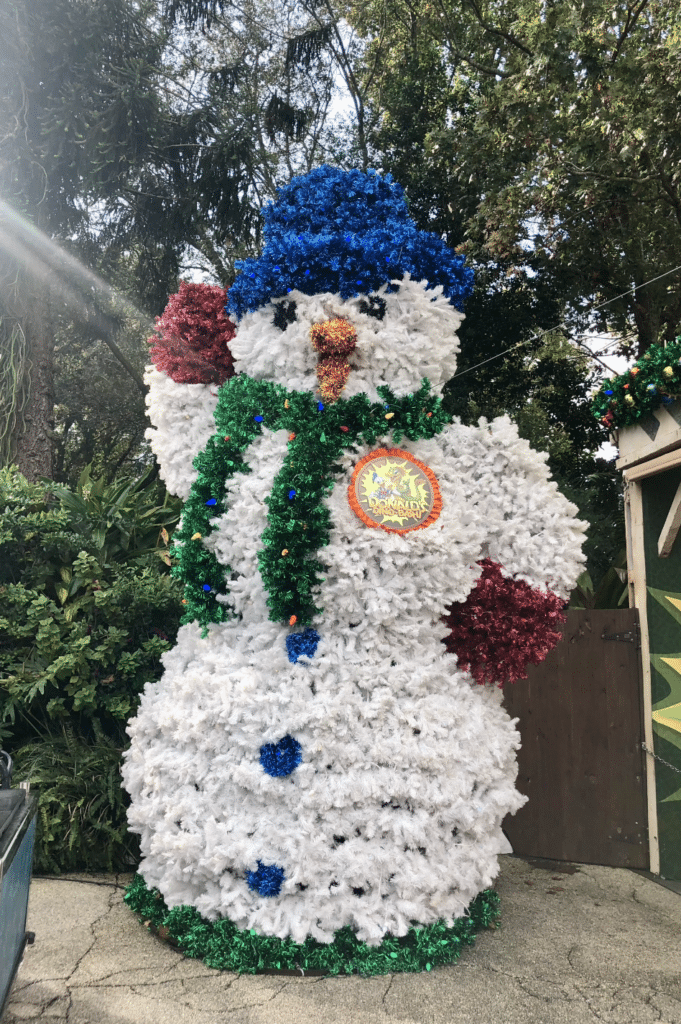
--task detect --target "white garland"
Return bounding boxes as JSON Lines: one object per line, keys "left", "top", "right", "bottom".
{"left": 124, "top": 279, "right": 586, "bottom": 945}
{"left": 144, "top": 366, "right": 218, "bottom": 501}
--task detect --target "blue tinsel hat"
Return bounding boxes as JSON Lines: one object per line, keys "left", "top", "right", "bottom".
{"left": 226, "top": 166, "right": 474, "bottom": 320}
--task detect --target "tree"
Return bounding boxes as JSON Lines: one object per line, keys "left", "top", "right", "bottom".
{"left": 0, "top": 0, "right": 177, "bottom": 479}
{"left": 52, "top": 306, "right": 152, "bottom": 484}
{"left": 0, "top": 0, "right": 361, "bottom": 479}
{"left": 337, "top": 0, "right": 681, "bottom": 579}
{"left": 352, "top": 0, "right": 681, "bottom": 357}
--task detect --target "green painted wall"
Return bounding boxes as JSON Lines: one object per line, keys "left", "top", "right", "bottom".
{"left": 642, "top": 466, "right": 681, "bottom": 879}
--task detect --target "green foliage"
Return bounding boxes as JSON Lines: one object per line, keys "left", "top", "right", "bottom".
{"left": 348, "top": 0, "right": 673, "bottom": 583}
{"left": 51, "top": 302, "right": 153, "bottom": 484}
{"left": 570, "top": 552, "right": 628, "bottom": 611}
{"left": 51, "top": 465, "right": 181, "bottom": 564}
{"left": 558, "top": 458, "right": 624, "bottom": 591}
{"left": 0, "top": 317, "right": 29, "bottom": 467}
{"left": 12, "top": 731, "right": 139, "bottom": 873}
{"left": 355, "top": 0, "right": 681, "bottom": 356}
{"left": 0, "top": 0, "right": 355, "bottom": 480}
{"left": 0, "top": 467, "right": 183, "bottom": 871}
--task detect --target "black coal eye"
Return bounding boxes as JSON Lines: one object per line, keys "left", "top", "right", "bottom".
{"left": 358, "top": 295, "right": 386, "bottom": 320}
{"left": 272, "top": 300, "right": 297, "bottom": 331}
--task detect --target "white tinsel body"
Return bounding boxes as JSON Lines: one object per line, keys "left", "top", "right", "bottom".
{"left": 124, "top": 279, "right": 585, "bottom": 944}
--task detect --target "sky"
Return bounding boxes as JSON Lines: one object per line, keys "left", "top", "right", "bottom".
{"left": 584, "top": 333, "right": 631, "bottom": 461}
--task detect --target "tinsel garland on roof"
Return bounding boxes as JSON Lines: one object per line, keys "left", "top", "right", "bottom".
{"left": 592, "top": 337, "right": 681, "bottom": 429}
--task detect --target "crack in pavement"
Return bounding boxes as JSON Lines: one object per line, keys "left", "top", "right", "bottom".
{"left": 381, "top": 974, "right": 394, "bottom": 1011}
{"left": 64, "top": 985, "right": 73, "bottom": 1022}
{"left": 70, "top": 973, "right": 237, "bottom": 991}
{"left": 121, "top": 977, "right": 290, "bottom": 1016}
{"left": 571, "top": 981, "right": 673, "bottom": 1024}
{"left": 6, "top": 886, "right": 120, "bottom": 1022}
{"left": 12, "top": 976, "right": 76, "bottom": 993}
{"left": 66, "top": 886, "right": 120, "bottom": 979}
{"left": 454, "top": 961, "right": 576, "bottom": 1005}
{"left": 7, "top": 871, "right": 680, "bottom": 1024}
{"left": 32, "top": 877, "right": 128, "bottom": 890}
{"left": 451, "top": 961, "right": 674, "bottom": 1024}
{"left": 68, "top": 960, "right": 182, "bottom": 987}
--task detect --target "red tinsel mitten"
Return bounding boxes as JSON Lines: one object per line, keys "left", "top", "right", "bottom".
{"left": 149, "top": 282, "right": 236, "bottom": 385}
{"left": 442, "top": 559, "right": 566, "bottom": 686}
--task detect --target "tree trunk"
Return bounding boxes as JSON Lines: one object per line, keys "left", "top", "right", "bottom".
{"left": 13, "top": 282, "right": 54, "bottom": 481}
{"left": 633, "top": 281, "right": 663, "bottom": 358}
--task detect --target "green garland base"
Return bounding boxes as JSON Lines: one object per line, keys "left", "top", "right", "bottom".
{"left": 124, "top": 874, "right": 500, "bottom": 976}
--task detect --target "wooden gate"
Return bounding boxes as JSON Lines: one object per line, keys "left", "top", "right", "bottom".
{"left": 502, "top": 608, "right": 649, "bottom": 868}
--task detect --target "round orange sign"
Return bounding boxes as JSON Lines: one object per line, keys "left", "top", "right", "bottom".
{"left": 348, "top": 448, "right": 442, "bottom": 534}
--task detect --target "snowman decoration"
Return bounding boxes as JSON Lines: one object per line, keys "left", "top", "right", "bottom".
{"left": 123, "top": 167, "right": 585, "bottom": 956}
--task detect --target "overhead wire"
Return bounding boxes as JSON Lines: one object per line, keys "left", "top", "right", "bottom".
{"left": 450, "top": 263, "right": 681, "bottom": 382}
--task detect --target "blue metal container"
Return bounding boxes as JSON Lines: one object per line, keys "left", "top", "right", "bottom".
{"left": 0, "top": 789, "right": 37, "bottom": 1019}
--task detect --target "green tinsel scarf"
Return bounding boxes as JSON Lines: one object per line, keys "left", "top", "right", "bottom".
{"left": 173, "top": 375, "right": 450, "bottom": 630}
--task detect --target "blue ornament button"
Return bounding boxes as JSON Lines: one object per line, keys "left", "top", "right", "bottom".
{"left": 286, "top": 628, "right": 320, "bottom": 663}
{"left": 246, "top": 861, "right": 285, "bottom": 897}
{"left": 260, "top": 734, "right": 303, "bottom": 777}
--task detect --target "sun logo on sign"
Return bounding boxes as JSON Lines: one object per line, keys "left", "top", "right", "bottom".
{"left": 349, "top": 448, "right": 442, "bottom": 534}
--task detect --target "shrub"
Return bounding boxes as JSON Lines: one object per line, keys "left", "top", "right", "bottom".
{"left": 0, "top": 467, "right": 184, "bottom": 871}
{"left": 13, "top": 731, "right": 139, "bottom": 873}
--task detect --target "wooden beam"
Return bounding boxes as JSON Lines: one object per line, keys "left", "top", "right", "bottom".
{"left": 624, "top": 445, "right": 681, "bottom": 482}
{"left": 625, "top": 480, "right": 660, "bottom": 874}
{"left": 658, "top": 479, "right": 681, "bottom": 557}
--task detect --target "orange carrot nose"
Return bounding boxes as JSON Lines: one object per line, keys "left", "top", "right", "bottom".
{"left": 310, "top": 317, "right": 357, "bottom": 355}
{"left": 310, "top": 318, "right": 357, "bottom": 403}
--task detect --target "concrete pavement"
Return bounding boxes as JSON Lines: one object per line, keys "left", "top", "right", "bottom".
{"left": 4, "top": 855, "right": 681, "bottom": 1024}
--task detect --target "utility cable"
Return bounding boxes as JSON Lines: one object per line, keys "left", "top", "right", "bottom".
{"left": 451, "top": 263, "right": 681, "bottom": 381}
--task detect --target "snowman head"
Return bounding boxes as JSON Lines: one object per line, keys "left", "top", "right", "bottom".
{"left": 226, "top": 168, "right": 473, "bottom": 401}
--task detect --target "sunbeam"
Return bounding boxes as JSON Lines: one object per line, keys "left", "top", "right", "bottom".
{"left": 0, "top": 200, "right": 152, "bottom": 332}
{"left": 0, "top": 200, "right": 154, "bottom": 395}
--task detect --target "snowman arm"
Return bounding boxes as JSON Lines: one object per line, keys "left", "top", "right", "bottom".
{"left": 441, "top": 415, "right": 587, "bottom": 599}
{"left": 144, "top": 365, "right": 219, "bottom": 501}
{"left": 437, "top": 416, "right": 586, "bottom": 686}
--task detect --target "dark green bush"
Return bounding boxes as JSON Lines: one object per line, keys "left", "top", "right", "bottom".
{"left": 0, "top": 467, "right": 183, "bottom": 871}
{"left": 13, "top": 731, "right": 139, "bottom": 873}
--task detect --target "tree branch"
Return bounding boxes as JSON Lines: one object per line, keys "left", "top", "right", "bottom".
{"left": 193, "top": 227, "right": 233, "bottom": 283}
{"left": 464, "top": 0, "right": 534, "bottom": 57}
{"left": 609, "top": 0, "right": 650, "bottom": 65}
{"left": 435, "top": 0, "right": 511, "bottom": 77}
{"left": 96, "top": 335, "right": 147, "bottom": 395}
{"left": 443, "top": 37, "right": 511, "bottom": 78}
